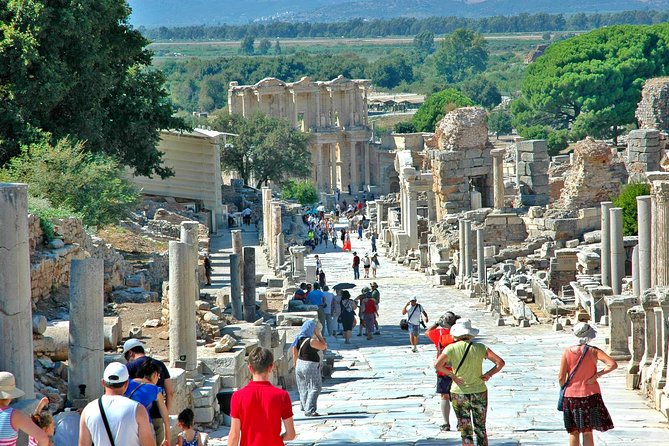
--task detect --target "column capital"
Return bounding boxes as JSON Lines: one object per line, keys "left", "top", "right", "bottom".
{"left": 652, "top": 180, "right": 669, "bottom": 204}
{"left": 491, "top": 148, "right": 506, "bottom": 158}
{"left": 606, "top": 295, "right": 637, "bottom": 309}
{"left": 642, "top": 288, "right": 660, "bottom": 309}
{"left": 627, "top": 305, "right": 645, "bottom": 321}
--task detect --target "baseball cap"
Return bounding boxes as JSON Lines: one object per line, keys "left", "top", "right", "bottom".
{"left": 122, "top": 338, "right": 145, "bottom": 355}
{"left": 410, "top": 296, "right": 417, "bottom": 301}
{"left": 103, "top": 362, "right": 129, "bottom": 384}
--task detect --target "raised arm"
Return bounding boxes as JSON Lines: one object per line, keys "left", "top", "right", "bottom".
{"left": 482, "top": 348, "right": 505, "bottom": 381}
{"left": 14, "top": 409, "right": 50, "bottom": 446}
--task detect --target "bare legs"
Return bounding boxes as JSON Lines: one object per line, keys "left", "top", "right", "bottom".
{"left": 569, "top": 430, "right": 594, "bottom": 446}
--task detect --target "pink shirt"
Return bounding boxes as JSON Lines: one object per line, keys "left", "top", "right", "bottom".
{"left": 563, "top": 345, "right": 601, "bottom": 397}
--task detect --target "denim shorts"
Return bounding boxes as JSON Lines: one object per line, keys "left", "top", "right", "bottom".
{"left": 407, "top": 322, "right": 420, "bottom": 336}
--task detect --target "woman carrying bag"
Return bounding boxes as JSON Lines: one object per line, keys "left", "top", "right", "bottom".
{"left": 558, "top": 322, "right": 616, "bottom": 446}
{"left": 435, "top": 319, "right": 505, "bottom": 446}
{"left": 291, "top": 320, "right": 327, "bottom": 417}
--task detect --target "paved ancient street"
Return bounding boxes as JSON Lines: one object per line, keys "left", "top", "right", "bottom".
{"left": 208, "top": 227, "right": 668, "bottom": 445}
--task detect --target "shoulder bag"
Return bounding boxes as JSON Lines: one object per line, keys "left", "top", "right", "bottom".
{"left": 557, "top": 345, "right": 589, "bottom": 411}
{"left": 98, "top": 398, "right": 116, "bottom": 446}
{"left": 454, "top": 342, "right": 473, "bottom": 375}
{"left": 400, "top": 304, "right": 419, "bottom": 331}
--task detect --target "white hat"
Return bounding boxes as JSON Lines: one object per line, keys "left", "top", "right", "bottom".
{"left": 0, "top": 372, "right": 25, "bottom": 399}
{"left": 450, "top": 318, "right": 480, "bottom": 338}
{"left": 103, "top": 362, "right": 129, "bottom": 384}
{"left": 122, "top": 338, "right": 145, "bottom": 355}
{"left": 573, "top": 322, "right": 597, "bottom": 340}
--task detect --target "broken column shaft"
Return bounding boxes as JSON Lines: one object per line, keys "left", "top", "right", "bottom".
{"left": 169, "top": 241, "right": 197, "bottom": 371}
{"left": 0, "top": 183, "right": 35, "bottom": 399}
{"left": 243, "top": 246, "right": 257, "bottom": 322}
{"left": 68, "top": 258, "right": 105, "bottom": 404}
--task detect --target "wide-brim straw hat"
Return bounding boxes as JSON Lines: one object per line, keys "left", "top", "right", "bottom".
{"left": 0, "top": 372, "right": 25, "bottom": 399}
{"left": 450, "top": 318, "right": 480, "bottom": 338}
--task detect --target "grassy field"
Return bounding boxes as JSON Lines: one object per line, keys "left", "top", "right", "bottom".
{"left": 149, "top": 33, "right": 547, "bottom": 61}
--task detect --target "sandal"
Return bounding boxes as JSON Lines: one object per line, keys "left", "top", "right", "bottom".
{"left": 440, "top": 424, "right": 450, "bottom": 431}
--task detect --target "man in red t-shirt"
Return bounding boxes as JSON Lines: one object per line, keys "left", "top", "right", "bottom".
{"left": 228, "top": 348, "right": 296, "bottom": 446}
{"left": 426, "top": 311, "right": 460, "bottom": 432}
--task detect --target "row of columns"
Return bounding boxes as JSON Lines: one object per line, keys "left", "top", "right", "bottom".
{"left": 313, "top": 140, "right": 371, "bottom": 193}
{"left": 599, "top": 202, "right": 625, "bottom": 295}
{"left": 230, "top": 229, "right": 258, "bottom": 323}
{"left": 457, "top": 219, "right": 486, "bottom": 286}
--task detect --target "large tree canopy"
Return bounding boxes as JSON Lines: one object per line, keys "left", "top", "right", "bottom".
{"left": 433, "top": 29, "right": 488, "bottom": 83}
{"left": 512, "top": 24, "right": 669, "bottom": 140}
{"left": 210, "top": 112, "right": 311, "bottom": 188}
{"left": 0, "top": 0, "right": 186, "bottom": 178}
{"left": 412, "top": 88, "right": 474, "bottom": 132}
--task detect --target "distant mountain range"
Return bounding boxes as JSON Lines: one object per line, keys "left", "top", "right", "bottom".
{"left": 128, "top": 0, "right": 669, "bottom": 27}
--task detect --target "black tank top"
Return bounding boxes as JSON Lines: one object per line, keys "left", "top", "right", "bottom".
{"left": 297, "top": 336, "right": 320, "bottom": 362}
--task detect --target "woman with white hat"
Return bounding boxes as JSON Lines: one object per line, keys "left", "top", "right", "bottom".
{"left": 434, "top": 319, "right": 505, "bottom": 446}
{"left": 0, "top": 372, "right": 50, "bottom": 445}
{"left": 558, "top": 322, "right": 616, "bottom": 446}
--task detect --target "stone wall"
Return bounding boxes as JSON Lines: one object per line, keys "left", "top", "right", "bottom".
{"left": 627, "top": 129, "right": 663, "bottom": 174}
{"left": 636, "top": 77, "right": 669, "bottom": 130}
{"left": 428, "top": 107, "right": 493, "bottom": 217}
{"left": 555, "top": 138, "right": 627, "bottom": 210}
{"left": 515, "top": 140, "right": 550, "bottom": 206}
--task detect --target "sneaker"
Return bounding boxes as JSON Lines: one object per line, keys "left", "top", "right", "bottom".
{"left": 440, "top": 424, "right": 450, "bottom": 431}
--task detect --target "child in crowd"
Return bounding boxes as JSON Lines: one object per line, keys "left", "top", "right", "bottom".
{"left": 177, "top": 408, "right": 201, "bottom": 446}
{"left": 29, "top": 397, "right": 54, "bottom": 446}
{"left": 0, "top": 372, "right": 49, "bottom": 446}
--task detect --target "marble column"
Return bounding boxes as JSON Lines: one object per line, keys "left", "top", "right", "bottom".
{"left": 230, "top": 229, "right": 244, "bottom": 283}
{"left": 637, "top": 195, "right": 652, "bottom": 292}
{"left": 606, "top": 295, "right": 634, "bottom": 360}
{"left": 632, "top": 246, "right": 640, "bottom": 298}
{"left": 261, "top": 187, "right": 272, "bottom": 246}
{"left": 470, "top": 190, "right": 482, "bottom": 210}
{"left": 600, "top": 201, "right": 613, "bottom": 287}
{"left": 649, "top": 174, "right": 669, "bottom": 286}
{"left": 229, "top": 253, "right": 243, "bottom": 320}
{"left": 68, "top": 258, "right": 104, "bottom": 405}
{"left": 376, "top": 201, "right": 385, "bottom": 235}
{"left": 407, "top": 190, "right": 418, "bottom": 249}
{"left": 317, "top": 145, "right": 325, "bottom": 190}
{"left": 476, "top": 228, "right": 486, "bottom": 286}
{"left": 626, "top": 305, "right": 645, "bottom": 389}
{"left": 609, "top": 208, "right": 624, "bottom": 295}
{"left": 364, "top": 143, "right": 371, "bottom": 187}
{"left": 458, "top": 219, "right": 466, "bottom": 279}
{"left": 0, "top": 183, "right": 34, "bottom": 399}
{"left": 464, "top": 220, "right": 473, "bottom": 278}
{"left": 169, "top": 241, "right": 197, "bottom": 370}
{"left": 276, "top": 233, "right": 285, "bottom": 268}
{"left": 181, "top": 221, "right": 200, "bottom": 295}
{"left": 491, "top": 148, "right": 505, "bottom": 210}
{"left": 271, "top": 203, "right": 282, "bottom": 267}
{"left": 427, "top": 191, "right": 437, "bottom": 223}
{"left": 243, "top": 246, "right": 257, "bottom": 323}
{"left": 349, "top": 142, "right": 359, "bottom": 192}
{"left": 330, "top": 144, "right": 337, "bottom": 192}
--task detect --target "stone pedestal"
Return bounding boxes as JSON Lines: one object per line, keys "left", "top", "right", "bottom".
{"left": 229, "top": 253, "right": 243, "bottom": 320}
{"left": 600, "top": 201, "right": 613, "bottom": 287}
{"left": 640, "top": 291, "right": 659, "bottom": 372}
{"left": 627, "top": 305, "right": 645, "bottom": 389}
{"left": 637, "top": 195, "right": 652, "bottom": 292}
{"left": 609, "top": 208, "right": 624, "bottom": 295}
{"left": 243, "top": 247, "right": 257, "bottom": 323}
{"left": 169, "top": 241, "right": 197, "bottom": 371}
{"left": 290, "top": 246, "right": 307, "bottom": 280}
{"left": 491, "top": 148, "right": 505, "bottom": 210}
{"left": 470, "top": 191, "right": 482, "bottom": 210}
{"left": 0, "top": 183, "right": 34, "bottom": 399}
{"left": 606, "top": 295, "right": 635, "bottom": 360}
{"left": 68, "top": 259, "right": 105, "bottom": 405}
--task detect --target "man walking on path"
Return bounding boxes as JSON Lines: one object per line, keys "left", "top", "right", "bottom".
{"left": 228, "top": 347, "right": 296, "bottom": 446}
{"left": 78, "top": 362, "right": 156, "bottom": 446}
{"left": 402, "top": 297, "right": 429, "bottom": 352}
{"left": 306, "top": 283, "right": 326, "bottom": 331}
{"left": 322, "top": 285, "right": 336, "bottom": 337}
{"left": 370, "top": 282, "right": 381, "bottom": 335}
{"left": 352, "top": 252, "right": 360, "bottom": 280}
